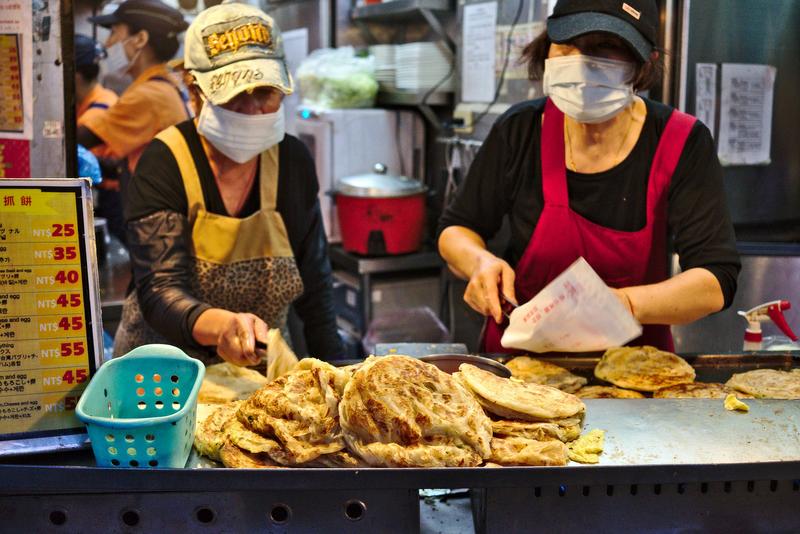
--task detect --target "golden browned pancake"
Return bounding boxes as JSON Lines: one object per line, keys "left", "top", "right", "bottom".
{"left": 237, "top": 358, "right": 347, "bottom": 464}
{"left": 725, "top": 369, "right": 800, "bottom": 399}
{"left": 490, "top": 419, "right": 582, "bottom": 442}
{"left": 304, "top": 450, "right": 368, "bottom": 468}
{"left": 193, "top": 401, "right": 241, "bottom": 462}
{"left": 218, "top": 439, "right": 280, "bottom": 468}
{"left": 198, "top": 364, "right": 269, "bottom": 404}
{"left": 594, "top": 346, "right": 695, "bottom": 392}
{"left": 653, "top": 382, "right": 752, "bottom": 399}
{"left": 488, "top": 437, "right": 568, "bottom": 466}
{"left": 458, "top": 364, "right": 586, "bottom": 421}
{"left": 339, "top": 355, "right": 492, "bottom": 467}
{"left": 576, "top": 385, "right": 646, "bottom": 399}
{"left": 505, "top": 356, "right": 587, "bottom": 393}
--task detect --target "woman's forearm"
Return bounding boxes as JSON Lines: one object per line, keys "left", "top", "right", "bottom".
{"left": 622, "top": 267, "right": 724, "bottom": 325}
{"left": 438, "top": 225, "right": 494, "bottom": 280}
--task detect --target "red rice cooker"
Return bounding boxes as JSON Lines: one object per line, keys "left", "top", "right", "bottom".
{"left": 335, "top": 164, "right": 427, "bottom": 255}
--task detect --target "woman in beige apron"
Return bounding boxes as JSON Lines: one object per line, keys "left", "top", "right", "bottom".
{"left": 113, "top": 129, "right": 303, "bottom": 364}
{"left": 114, "top": 4, "right": 342, "bottom": 364}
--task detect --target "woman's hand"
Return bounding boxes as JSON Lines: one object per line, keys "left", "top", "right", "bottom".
{"left": 193, "top": 309, "right": 268, "bottom": 366}
{"left": 464, "top": 252, "right": 517, "bottom": 324}
{"left": 215, "top": 312, "right": 269, "bottom": 366}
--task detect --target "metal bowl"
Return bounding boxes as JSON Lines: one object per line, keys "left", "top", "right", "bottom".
{"left": 419, "top": 354, "right": 511, "bottom": 378}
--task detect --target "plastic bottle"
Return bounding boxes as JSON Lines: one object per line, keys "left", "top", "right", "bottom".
{"left": 738, "top": 300, "right": 799, "bottom": 351}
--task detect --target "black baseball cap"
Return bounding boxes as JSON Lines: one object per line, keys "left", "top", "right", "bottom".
{"left": 547, "top": 0, "right": 658, "bottom": 62}
{"left": 88, "top": 0, "right": 189, "bottom": 36}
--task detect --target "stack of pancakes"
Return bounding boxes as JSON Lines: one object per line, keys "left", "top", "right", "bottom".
{"left": 453, "top": 364, "right": 586, "bottom": 466}
{"left": 195, "top": 358, "right": 364, "bottom": 468}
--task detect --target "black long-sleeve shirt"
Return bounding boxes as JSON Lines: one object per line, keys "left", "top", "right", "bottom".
{"left": 125, "top": 120, "right": 343, "bottom": 359}
{"left": 438, "top": 97, "right": 740, "bottom": 308}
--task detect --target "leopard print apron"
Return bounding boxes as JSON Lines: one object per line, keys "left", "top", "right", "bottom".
{"left": 113, "top": 126, "right": 304, "bottom": 364}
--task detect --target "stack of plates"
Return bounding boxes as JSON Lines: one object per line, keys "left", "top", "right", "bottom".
{"left": 370, "top": 44, "right": 396, "bottom": 91}
{"left": 394, "top": 41, "right": 454, "bottom": 93}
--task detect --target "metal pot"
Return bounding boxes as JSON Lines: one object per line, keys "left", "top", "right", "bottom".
{"left": 335, "top": 164, "right": 427, "bottom": 256}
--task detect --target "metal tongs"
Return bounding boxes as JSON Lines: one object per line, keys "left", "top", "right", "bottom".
{"left": 500, "top": 294, "right": 519, "bottom": 320}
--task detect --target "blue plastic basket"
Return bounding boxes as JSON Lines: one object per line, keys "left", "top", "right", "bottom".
{"left": 76, "top": 344, "right": 205, "bottom": 468}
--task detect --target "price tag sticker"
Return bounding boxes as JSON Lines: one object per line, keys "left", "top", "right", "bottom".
{"left": 0, "top": 180, "right": 103, "bottom": 449}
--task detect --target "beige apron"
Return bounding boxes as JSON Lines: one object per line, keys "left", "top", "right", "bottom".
{"left": 114, "top": 126, "right": 304, "bottom": 363}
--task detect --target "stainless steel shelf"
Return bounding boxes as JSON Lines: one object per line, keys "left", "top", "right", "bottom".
{"left": 351, "top": 0, "right": 452, "bottom": 22}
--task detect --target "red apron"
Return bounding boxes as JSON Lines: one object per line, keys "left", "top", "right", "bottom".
{"left": 483, "top": 98, "right": 696, "bottom": 353}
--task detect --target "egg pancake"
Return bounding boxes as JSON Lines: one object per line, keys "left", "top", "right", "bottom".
{"left": 193, "top": 401, "right": 241, "bottom": 462}
{"left": 218, "top": 439, "right": 279, "bottom": 468}
{"left": 488, "top": 437, "right": 569, "bottom": 466}
{"left": 594, "top": 346, "right": 695, "bottom": 392}
{"left": 725, "top": 369, "right": 800, "bottom": 399}
{"left": 339, "top": 356, "right": 492, "bottom": 467}
{"left": 505, "top": 356, "right": 587, "bottom": 393}
{"left": 491, "top": 419, "right": 582, "bottom": 442}
{"left": 237, "top": 358, "right": 347, "bottom": 464}
{"left": 458, "top": 364, "right": 585, "bottom": 421}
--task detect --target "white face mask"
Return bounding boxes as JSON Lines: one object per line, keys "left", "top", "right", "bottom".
{"left": 543, "top": 55, "right": 635, "bottom": 124}
{"left": 197, "top": 100, "right": 285, "bottom": 164}
{"left": 103, "top": 37, "right": 139, "bottom": 77}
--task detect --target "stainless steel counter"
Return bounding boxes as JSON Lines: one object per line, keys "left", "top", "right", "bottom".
{"left": 2, "top": 398, "right": 799, "bottom": 533}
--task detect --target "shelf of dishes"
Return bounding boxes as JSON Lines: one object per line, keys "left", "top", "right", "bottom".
{"left": 376, "top": 89, "right": 452, "bottom": 106}
{"left": 351, "top": 0, "right": 453, "bottom": 21}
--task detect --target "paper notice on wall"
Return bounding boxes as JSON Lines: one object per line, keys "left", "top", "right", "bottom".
{"left": 462, "top": 2, "right": 498, "bottom": 103}
{"left": 496, "top": 22, "right": 545, "bottom": 81}
{"left": 0, "top": 2, "right": 33, "bottom": 140}
{"left": 695, "top": 63, "right": 717, "bottom": 137}
{"left": 717, "top": 63, "right": 776, "bottom": 166}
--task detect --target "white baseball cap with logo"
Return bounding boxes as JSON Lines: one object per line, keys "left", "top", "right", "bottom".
{"left": 183, "top": 2, "right": 293, "bottom": 105}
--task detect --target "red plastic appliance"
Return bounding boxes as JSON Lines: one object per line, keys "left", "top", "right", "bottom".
{"left": 335, "top": 164, "right": 427, "bottom": 255}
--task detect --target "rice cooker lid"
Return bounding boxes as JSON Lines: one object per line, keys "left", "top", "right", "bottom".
{"left": 336, "top": 164, "right": 427, "bottom": 198}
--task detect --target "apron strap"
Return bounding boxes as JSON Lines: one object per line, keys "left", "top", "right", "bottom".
{"left": 647, "top": 109, "right": 697, "bottom": 217}
{"left": 258, "top": 144, "right": 280, "bottom": 211}
{"left": 155, "top": 126, "right": 205, "bottom": 223}
{"left": 541, "top": 98, "right": 570, "bottom": 207}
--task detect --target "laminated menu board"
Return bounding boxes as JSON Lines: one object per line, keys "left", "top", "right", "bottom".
{"left": 0, "top": 179, "right": 104, "bottom": 455}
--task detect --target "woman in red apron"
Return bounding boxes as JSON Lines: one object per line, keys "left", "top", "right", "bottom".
{"left": 438, "top": 0, "right": 740, "bottom": 352}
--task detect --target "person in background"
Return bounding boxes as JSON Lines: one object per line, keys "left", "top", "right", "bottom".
{"left": 438, "top": 0, "right": 740, "bottom": 353}
{"left": 77, "top": 0, "right": 190, "bottom": 178}
{"left": 113, "top": 2, "right": 343, "bottom": 365}
{"left": 74, "top": 34, "right": 117, "bottom": 126}
{"left": 73, "top": 33, "right": 126, "bottom": 242}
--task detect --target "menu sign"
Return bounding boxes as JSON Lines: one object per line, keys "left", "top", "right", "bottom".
{"left": 0, "top": 179, "right": 103, "bottom": 453}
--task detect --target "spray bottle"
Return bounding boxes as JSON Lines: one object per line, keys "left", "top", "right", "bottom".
{"left": 738, "top": 300, "right": 799, "bottom": 351}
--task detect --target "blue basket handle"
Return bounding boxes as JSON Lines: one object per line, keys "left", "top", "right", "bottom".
{"left": 122, "top": 344, "right": 195, "bottom": 362}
